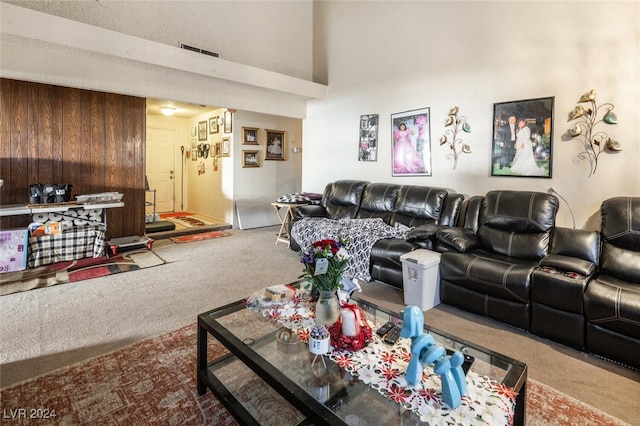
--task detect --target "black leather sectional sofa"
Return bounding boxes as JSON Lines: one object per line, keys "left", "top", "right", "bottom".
{"left": 291, "top": 180, "right": 639, "bottom": 369}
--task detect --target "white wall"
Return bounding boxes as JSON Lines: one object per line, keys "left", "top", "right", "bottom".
{"left": 306, "top": 1, "right": 640, "bottom": 230}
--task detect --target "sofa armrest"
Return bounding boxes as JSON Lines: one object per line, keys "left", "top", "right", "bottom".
{"left": 539, "top": 254, "right": 596, "bottom": 277}
{"left": 294, "top": 204, "right": 327, "bottom": 220}
{"left": 406, "top": 224, "right": 441, "bottom": 242}
{"left": 436, "top": 227, "right": 481, "bottom": 253}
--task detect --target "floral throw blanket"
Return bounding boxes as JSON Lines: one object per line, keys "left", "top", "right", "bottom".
{"left": 291, "top": 217, "right": 409, "bottom": 281}
{"left": 263, "top": 296, "right": 517, "bottom": 425}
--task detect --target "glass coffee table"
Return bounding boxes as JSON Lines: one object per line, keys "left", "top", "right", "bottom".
{"left": 197, "top": 281, "right": 527, "bottom": 425}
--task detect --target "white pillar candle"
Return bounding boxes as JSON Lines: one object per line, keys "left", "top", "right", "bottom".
{"left": 341, "top": 308, "right": 358, "bottom": 336}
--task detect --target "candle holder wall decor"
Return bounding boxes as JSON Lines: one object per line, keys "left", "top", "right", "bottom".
{"left": 567, "top": 89, "right": 621, "bottom": 177}
{"left": 440, "top": 106, "right": 471, "bottom": 170}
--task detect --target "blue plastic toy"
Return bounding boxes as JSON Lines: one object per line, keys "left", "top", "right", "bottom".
{"left": 400, "top": 305, "right": 467, "bottom": 408}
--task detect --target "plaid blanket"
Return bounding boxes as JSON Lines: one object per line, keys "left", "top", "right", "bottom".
{"left": 28, "top": 226, "right": 106, "bottom": 267}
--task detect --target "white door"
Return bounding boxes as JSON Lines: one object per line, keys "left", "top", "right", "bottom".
{"left": 146, "top": 128, "right": 176, "bottom": 213}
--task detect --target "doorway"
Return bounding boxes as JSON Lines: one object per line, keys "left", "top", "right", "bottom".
{"left": 146, "top": 128, "right": 176, "bottom": 213}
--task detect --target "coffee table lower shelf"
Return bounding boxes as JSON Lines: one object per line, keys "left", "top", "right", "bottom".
{"left": 197, "top": 295, "right": 527, "bottom": 425}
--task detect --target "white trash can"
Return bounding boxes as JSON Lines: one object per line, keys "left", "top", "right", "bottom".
{"left": 400, "top": 249, "right": 441, "bottom": 311}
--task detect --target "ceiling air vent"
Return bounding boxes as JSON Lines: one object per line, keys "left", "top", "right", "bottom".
{"left": 180, "top": 44, "right": 219, "bottom": 58}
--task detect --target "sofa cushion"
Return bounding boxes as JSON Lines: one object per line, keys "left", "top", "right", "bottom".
{"left": 440, "top": 249, "right": 537, "bottom": 303}
{"left": 477, "top": 226, "right": 550, "bottom": 260}
{"left": 436, "top": 227, "right": 481, "bottom": 252}
{"left": 584, "top": 274, "right": 640, "bottom": 338}
{"left": 322, "top": 180, "right": 368, "bottom": 220}
{"left": 391, "top": 186, "right": 448, "bottom": 227}
{"left": 355, "top": 183, "right": 400, "bottom": 224}
{"left": 481, "top": 191, "right": 558, "bottom": 233}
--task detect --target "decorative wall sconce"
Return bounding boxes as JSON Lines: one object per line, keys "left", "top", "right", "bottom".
{"left": 440, "top": 106, "right": 471, "bottom": 170}
{"left": 566, "top": 89, "right": 621, "bottom": 177}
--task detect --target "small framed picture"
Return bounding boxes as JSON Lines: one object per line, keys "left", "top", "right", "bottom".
{"left": 221, "top": 137, "right": 230, "bottom": 157}
{"left": 191, "top": 149, "right": 197, "bottom": 161}
{"left": 242, "top": 150, "right": 260, "bottom": 168}
{"left": 242, "top": 127, "right": 259, "bottom": 145}
{"left": 198, "top": 121, "right": 207, "bottom": 141}
{"left": 264, "top": 129, "right": 286, "bottom": 161}
{"left": 391, "top": 107, "right": 431, "bottom": 176}
{"left": 191, "top": 139, "right": 197, "bottom": 149}
{"left": 214, "top": 141, "right": 222, "bottom": 157}
{"left": 191, "top": 127, "right": 197, "bottom": 137}
{"left": 224, "top": 111, "right": 232, "bottom": 133}
{"left": 491, "top": 96, "right": 554, "bottom": 178}
{"left": 359, "top": 114, "right": 379, "bottom": 162}
{"left": 209, "top": 117, "right": 219, "bottom": 134}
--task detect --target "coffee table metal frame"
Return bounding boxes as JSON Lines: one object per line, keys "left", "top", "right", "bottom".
{"left": 197, "top": 283, "right": 527, "bottom": 425}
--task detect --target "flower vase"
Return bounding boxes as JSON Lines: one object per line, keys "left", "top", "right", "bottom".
{"left": 315, "top": 290, "right": 340, "bottom": 326}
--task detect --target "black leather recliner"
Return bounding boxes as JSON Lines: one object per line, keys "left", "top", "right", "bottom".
{"left": 583, "top": 197, "right": 640, "bottom": 368}
{"left": 530, "top": 227, "right": 600, "bottom": 349}
{"left": 437, "top": 190, "right": 559, "bottom": 330}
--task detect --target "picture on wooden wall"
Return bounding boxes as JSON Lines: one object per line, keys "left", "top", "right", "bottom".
{"left": 264, "top": 129, "right": 286, "bottom": 161}
{"left": 359, "top": 114, "right": 379, "bottom": 162}
{"left": 491, "top": 96, "right": 553, "bottom": 178}
{"left": 242, "top": 150, "right": 260, "bottom": 168}
{"left": 242, "top": 127, "right": 259, "bottom": 145}
{"left": 391, "top": 108, "right": 431, "bottom": 176}
{"left": 198, "top": 121, "right": 207, "bottom": 141}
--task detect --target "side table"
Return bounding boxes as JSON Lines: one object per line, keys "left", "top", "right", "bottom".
{"left": 270, "top": 202, "right": 308, "bottom": 247}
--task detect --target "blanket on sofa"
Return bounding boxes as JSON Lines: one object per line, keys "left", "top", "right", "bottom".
{"left": 291, "top": 217, "right": 409, "bottom": 281}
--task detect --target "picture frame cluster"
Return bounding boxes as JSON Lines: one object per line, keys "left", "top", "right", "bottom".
{"left": 372, "top": 96, "right": 553, "bottom": 178}
{"left": 241, "top": 127, "right": 287, "bottom": 168}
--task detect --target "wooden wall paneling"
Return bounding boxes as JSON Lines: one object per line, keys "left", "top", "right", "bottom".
{"left": 104, "top": 93, "right": 124, "bottom": 238}
{"left": 27, "top": 83, "right": 40, "bottom": 192}
{"left": 1, "top": 79, "right": 146, "bottom": 238}
{"left": 90, "top": 91, "right": 106, "bottom": 194}
{"left": 52, "top": 85, "right": 64, "bottom": 193}
{"left": 62, "top": 87, "right": 82, "bottom": 194}
{"left": 37, "top": 83, "right": 55, "bottom": 187}
{"left": 0, "top": 79, "right": 12, "bottom": 228}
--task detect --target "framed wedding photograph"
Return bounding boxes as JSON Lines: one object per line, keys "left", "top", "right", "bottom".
{"left": 209, "top": 117, "right": 219, "bottom": 134}
{"left": 264, "top": 129, "right": 286, "bottom": 161}
{"left": 391, "top": 107, "right": 431, "bottom": 176}
{"left": 491, "top": 96, "right": 554, "bottom": 178}
{"left": 242, "top": 150, "right": 260, "bottom": 168}
{"left": 359, "top": 114, "right": 379, "bottom": 162}
{"left": 242, "top": 127, "right": 259, "bottom": 145}
{"left": 224, "top": 111, "right": 232, "bottom": 133}
{"left": 221, "top": 137, "right": 230, "bottom": 157}
{"left": 198, "top": 121, "right": 207, "bottom": 141}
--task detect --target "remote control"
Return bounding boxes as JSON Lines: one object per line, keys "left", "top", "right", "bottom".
{"left": 383, "top": 322, "right": 403, "bottom": 344}
{"left": 376, "top": 321, "right": 396, "bottom": 337}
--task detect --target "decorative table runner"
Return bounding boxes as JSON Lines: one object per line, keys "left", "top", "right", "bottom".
{"left": 263, "top": 295, "right": 518, "bottom": 425}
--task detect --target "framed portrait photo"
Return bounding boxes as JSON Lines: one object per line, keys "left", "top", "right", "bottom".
{"left": 242, "top": 127, "right": 259, "bottom": 145}
{"left": 221, "top": 137, "right": 230, "bottom": 157}
{"left": 391, "top": 108, "right": 431, "bottom": 176}
{"left": 359, "top": 114, "right": 379, "bottom": 162}
{"left": 198, "top": 121, "right": 207, "bottom": 141}
{"left": 264, "top": 129, "right": 286, "bottom": 161}
{"left": 491, "top": 97, "right": 554, "bottom": 178}
{"left": 242, "top": 150, "right": 260, "bottom": 168}
{"left": 209, "top": 117, "right": 219, "bottom": 134}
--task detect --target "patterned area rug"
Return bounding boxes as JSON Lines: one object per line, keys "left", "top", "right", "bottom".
{"left": 0, "top": 323, "right": 629, "bottom": 425}
{"left": 165, "top": 215, "right": 216, "bottom": 228}
{"left": 169, "top": 231, "right": 231, "bottom": 244}
{"left": 0, "top": 250, "right": 165, "bottom": 295}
